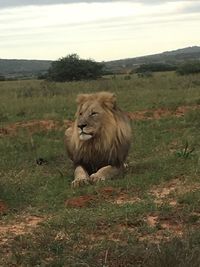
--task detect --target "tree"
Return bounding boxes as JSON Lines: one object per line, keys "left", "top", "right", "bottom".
{"left": 176, "top": 61, "right": 200, "bottom": 75}
{"left": 47, "top": 54, "right": 104, "bottom": 82}
{"left": 0, "top": 74, "right": 5, "bottom": 81}
{"left": 136, "top": 63, "right": 176, "bottom": 73}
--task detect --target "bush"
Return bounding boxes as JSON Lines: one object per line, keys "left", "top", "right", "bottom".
{"left": 37, "top": 73, "right": 48, "bottom": 80}
{"left": 176, "top": 61, "right": 200, "bottom": 75}
{"left": 0, "top": 74, "right": 5, "bottom": 81}
{"left": 136, "top": 63, "right": 176, "bottom": 73}
{"left": 47, "top": 54, "right": 104, "bottom": 82}
{"left": 137, "top": 71, "right": 153, "bottom": 78}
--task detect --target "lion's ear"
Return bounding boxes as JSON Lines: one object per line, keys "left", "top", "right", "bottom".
{"left": 76, "top": 94, "right": 90, "bottom": 105}
{"left": 99, "top": 92, "right": 117, "bottom": 110}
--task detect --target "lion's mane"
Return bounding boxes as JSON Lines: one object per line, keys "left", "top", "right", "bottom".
{"left": 65, "top": 92, "right": 131, "bottom": 175}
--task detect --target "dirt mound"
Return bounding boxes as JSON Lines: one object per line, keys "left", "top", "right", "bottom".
{"left": 65, "top": 187, "right": 141, "bottom": 208}
{"left": 65, "top": 187, "right": 118, "bottom": 208}
{"left": 65, "top": 195, "right": 95, "bottom": 208}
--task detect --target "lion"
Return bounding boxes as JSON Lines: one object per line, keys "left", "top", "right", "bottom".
{"left": 64, "top": 91, "right": 132, "bottom": 187}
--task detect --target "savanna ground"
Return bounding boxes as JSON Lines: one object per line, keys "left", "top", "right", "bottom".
{"left": 0, "top": 72, "right": 200, "bottom": 266}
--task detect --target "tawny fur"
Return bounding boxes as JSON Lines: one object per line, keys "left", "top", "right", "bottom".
{"left": 65, "top": 92, "right": 131, "bottom": 187}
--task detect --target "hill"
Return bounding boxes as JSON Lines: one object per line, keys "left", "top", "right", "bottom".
{"left": 105, "top": 46, "right": 200, "bottom": 73}
{"left": 0, "top": 46, "right": 200, "bottom": 78}
{"left": 0, "top": 59, "right": 52, "bottom": 79}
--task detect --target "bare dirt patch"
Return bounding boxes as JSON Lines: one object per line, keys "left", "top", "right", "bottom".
{"left": 149, "top": 178, "right": 200, "bottom": 206}
{"left": 138, "top": 229, "right": 183, "bottom": 244}
{"left": 159, "top": 218, "right": 183, "bottom": 236}
{"left": 65, "top": 187, "right": 141, "bottom": 208}
{"left": 112, "top": 194, "right": 141, "bottom": 205}
{"left": 145, "top": 214, "right": 184, "bottom": 236}
{"left": 137, "top": 214, "right": 184, "bottom": 244}
{"left": 0, "top": 119, "right": 72, "bottom": 137}
{"left": 87, "top": 214, "right": 184, "bottom": 245}
{"left": 146, "top": 215, "right": 158, "bottom": 227}
{"left": 127, "top": 105, "right": 200, "bottom": 121}
{"left": 136, "top": 178, "right": 200, "bottom": 243}
{"left": 65, "top": 195, "right": 96, "bottom": 208}
{"left": 0, "top": 201, "right": 8, "bottom": 214}
{"left": 0, "top": 215, "right": 44, "bottom": 244}
{"left": 65, "top": 187, "right": 118, "bottom": 208}
{"left": 94, "top": 179, "right": 200, "bottom": 244}
{"left": 1, "top": 105, "right": 199, "bottom": 137}
{"left": 99, "top": 186, "right": 141, "bottom": 205}
{"left": 116, "top": 177, "right": 200, "bottom": 244}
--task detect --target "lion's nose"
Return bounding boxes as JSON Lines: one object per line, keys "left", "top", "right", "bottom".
{"left": 78, "top": 124, "right": 87, "bottom": 130}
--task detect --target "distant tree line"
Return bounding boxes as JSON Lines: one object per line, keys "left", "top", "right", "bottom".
{"left": 176, "top": 61, "right": 200, "bottom": 75}
{"left": 47, "top": 54, "right": 105, "bottom": 82}
{"left": 44, "top": 56, "right": 200, "bottom": 81}
{"left": 2, "top": 56, "right": 200, "bottom": 82}
{"left": 135, "top": 63, "right": 177, "bottom": 73}
{"left": 134, "top": 61, "right": 200, "bottom": 76}
{"left": 0, "top": 74, "right": 5, "bottom": 81}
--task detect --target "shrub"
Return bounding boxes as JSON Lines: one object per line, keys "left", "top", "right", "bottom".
{"left": 136, "top": 63, "right": 176, "bottom": 73}
{"left": 0, "top": 74, "right": 5, "bottom": 81}
{"left": 176, "top": 61, "right": 200, "bottom": 75}
{"left": 47, "top": 54, "right": 104, "bottom": 82}
{"left": 137, "top": 71, "right": 153, "bottom": 78}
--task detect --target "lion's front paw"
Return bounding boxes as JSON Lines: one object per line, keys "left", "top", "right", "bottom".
{"left": 90, "top": 173, "right": 106, "bottom": 183}
{"left": 71, "top": 177, "right": 89, "bottom": 188}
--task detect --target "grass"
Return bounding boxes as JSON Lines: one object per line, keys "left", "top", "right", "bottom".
{"left": 0, "top": 72, "right": 200, "bottom": 124}
{"left": 0, "top": 71, "right": 200, "bottom": 266}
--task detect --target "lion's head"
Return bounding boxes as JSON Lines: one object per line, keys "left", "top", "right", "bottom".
{"left": 65, "top": 92, "right": 131, "bottom": 174}
{"left": 75, "top": 92, "right": 118, "bottom": 141}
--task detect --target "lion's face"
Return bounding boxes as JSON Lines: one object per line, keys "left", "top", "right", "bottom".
{"left": 76, "top": 100, "right": 106, "bottom": 141}
{"left": 75, "top": 92, "right": 116, "bottom": 141}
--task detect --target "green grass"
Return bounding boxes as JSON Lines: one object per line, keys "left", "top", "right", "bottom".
{"left": 0, "top": 72, "right": 200, "bottom": 266}
{"left": 0, "top": 72, "right": 200, "bottom": 124}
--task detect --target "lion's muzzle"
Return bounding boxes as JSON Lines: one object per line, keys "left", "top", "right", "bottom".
{"left": 79, "top": 132, "right": 93, "bottom": 141}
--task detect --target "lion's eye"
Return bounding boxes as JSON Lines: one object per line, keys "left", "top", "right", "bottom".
{"left": 79, "top": 112, "right": 83, "bottom": 116}
{"left": 91, "top": 112, "right": 98, "bottom": 116}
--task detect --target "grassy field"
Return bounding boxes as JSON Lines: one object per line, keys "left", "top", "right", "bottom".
{"left": 0, "top": 72, "right": 200, "bottom": 266}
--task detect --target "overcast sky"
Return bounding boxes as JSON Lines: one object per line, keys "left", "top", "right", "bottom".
{"left": 0, "top": 0, "right": 200, "bottom": 61}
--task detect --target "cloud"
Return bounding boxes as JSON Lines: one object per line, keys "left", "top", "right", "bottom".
{"left": 181, "top": 2, "right": 200, "bottom": 14}
{"left": 0, "top": 0, "right": 192, "bottom": 9}
{"left": 0, "top": 0, "right": 199, "bottom": 61}
{"left": 0, "top": 0, "right": 116, "bottom": 9}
